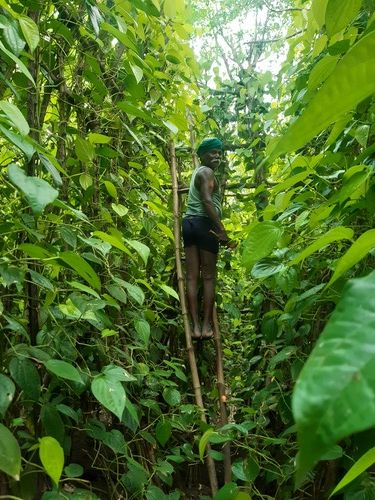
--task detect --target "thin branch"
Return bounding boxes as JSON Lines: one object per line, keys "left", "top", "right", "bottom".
{"left": 246, "top": 30, "right": 303, "bottom": 44}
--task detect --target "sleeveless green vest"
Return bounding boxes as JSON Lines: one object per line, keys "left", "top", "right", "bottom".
{"left": 185, "top": 166, "right": 222, "bottom": 218}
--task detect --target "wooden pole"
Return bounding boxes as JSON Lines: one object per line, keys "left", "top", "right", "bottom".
{"left": 168, "top": 141, "right": 218, "bottom": 496}
{"left": 213, "top": 306, "right": 231, "bottom": 483}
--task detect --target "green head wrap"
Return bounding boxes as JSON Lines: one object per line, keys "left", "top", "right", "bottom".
{"left": 196, "top": 137, "right": 223, "bottom": 157}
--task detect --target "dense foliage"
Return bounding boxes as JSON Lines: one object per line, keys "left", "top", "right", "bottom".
{"left": 0, "top": 0, "right": 375, "bottom": 499}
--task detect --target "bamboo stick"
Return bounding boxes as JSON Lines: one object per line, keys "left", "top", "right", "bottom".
{"left": 213, "top": 306, "right": 231, "bottom": 483}
{"left": 168, "top": 141, "right": 218, "bottom": 496}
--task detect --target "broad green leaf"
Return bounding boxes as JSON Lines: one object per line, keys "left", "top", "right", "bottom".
{"left": 102, "top": 364, "right": 136, "bottom": 382}
{"left": 0, "top": 424, "right": 21, "bottom": 480}
{"left": 0, "top": 374, "right": 15, "bottom": 417}
{"left": 7, "top": 164, "right": 58, "bottom": 215}
{"left": 312, "top": 0, "right": 329, "bottom": 29}
{"left": 325, "top": 0, "right": 362, "bottom": 37}
{"left": 91, "top": 376, "right": 126, "bottom": 420}
{"left": 328, "top": 166, "right": 369, "bottom": 204}
{"left": 308, "top": 55, "right": 338, "bottom": 91}
{"left": 19, "top": 243, "right": 52, "bottom": 259}
{"left": 0, "top": 15, "right": 24, "bottom": 55}
{"left": 9, "top": 357, "right": 41, "bottom": 401}
{"left": 0, "top": 124, "right": 35, "bottom": 159}
{"left": 354, "top": 124, "right": 370, "bottom": 147}
{"left": 155, "top": 420, "right": 172, "bottom": 447}
{"left": 75, "top": 137, "right": 95, "bottom": 163}
{"left": 68, "top": 281, "right": 100, "bottom": 298}
{"left": 251, "top": 258, "right": 285, "bottom": 279}
{"left": 39, "top": 436, "right": 64, "bottom": 486}
{"left": 125, "top": 239, "right": 150, "bottom": 265}
{"left": 64, "top": 463, "right": 84, "bottom": 478}
{"left": 45, "top": 360, "right": 83, "bottom": 384}
{"left": 160, "top": 284, "right": 179, "bottom": 300}
{"left": 163, "top": 387, "right": 181, "bottom": 406}
{"left": 290, "top": 226, "right": 354, "bottom": 265}
{"left": 130, "top": 63, "right": 143, "bottom": 83}
{"left": 0, "top": 40, "right": 35, "bottom": 84}
{"left": 268, "top": 31, "right": 375, "bottom": 161}
{"left": 101, "top": 22, "right": 138, "bottom": 52}
{"left": 123, "top": 281, "right": 145, "bottom": 305}
{"left": 199, "top": 428, "right": 215, "bottom": 460}
{"left": 130, "top": 0, "right": 160, "bottom": 17}
{"left": 59, "top": 251, "right": 101, "bottom": 290}
{"left": 328, "top": 229, "right": 375, "bottom": 285}
{"left": 19, "top": 15, "right": 39, "bottom": 52}
{"left": 134, "top": 319, "right": 150, "bottom": 345}
{"left": 292, "top": 270, "right": 375, "bottom": 484}
{"left": 88, "top": 132, "right": 111, "bottom": 144}
{"left": 162, "top": 120, "right": 178, "bottom": 134}
{"left": 104, "top": 180, "right": 117, "bottom": 200}
{"left": 242, "top": 222, "right": 283, "bottom": 269}
{"left": 213, "top": 483, "right": 239, "bottom": 500}
{"left": 117, "top": 101, "right": 152, "bottom": 121}
{"left": 0, "top": 101, "right": 29, "bottom": 135}
{"left": 330, "top": 447, "right": 375, "bottom": 497}
{"left": 39, "top": 154, "right": 64, "bottom": 186}
{"left": 111, "top": 203, "right": 128, "bottom": 216}
{"left": 93, "top": 231, "right": 132, "bottom": 257}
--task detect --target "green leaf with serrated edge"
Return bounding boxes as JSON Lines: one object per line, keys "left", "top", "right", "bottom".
{"left": 0, "top": 40, "right": 35, "bottom": 84}
{"left": 0, "top": 374, "right": 15, "bottom": 417}
{"left": 199, "top": 428, "right": 215, "bottom": 461}
{"left": 68, "top": 281, "right": 100, "bottom": 298}
{"left": 290, "top": 226, "right": 354, "bottom": 265}
{"left": 125, "top": 239, "right": 150, "bottom": 265}
{"left": 213, "top": 483, "right": 239, "bottom": 500}
{"left": 19, "top": 15, "right": 39, "bottom": 52}
{"left": 155, "top": 420, "right": 172, "bottom": 447}
{"left": 293, "top": 270, "right": 375, "bottom": 484}
{"left": 7, "top": 164, "right": 58, "bottom": 215}
{"left": 39, "top": 436, "right": 64, "bottom": 486}
{"left": 91, "top": 376, "right": 126, "bottom": 420}
{"left": 45, "top": 360, "right": 83, "bottom": 384}
{"left": 330, "top": 447, "right": 375, "bottom": 497}
{"left": 325, "top": 0, "right": 362, "bottom": 37}
{"left": 59, "top": 251, "right": 101, "bottom": 290}
{"left": 160, "top": 284, "right": 179, "bottom": 300}
{"left": 268, "top": 32, "right": 375, "bottom": 161}
{"left": 242, "top": 222, "right": 283, "bottom": 269}
{"left": 0, "top": 101, "right": 29, "bottom": 135}
{"left": 328, "top": 229, "right": 375, "bottom": 286}
{"left": 0, "top": 424, "right": 21, "bottom": 480}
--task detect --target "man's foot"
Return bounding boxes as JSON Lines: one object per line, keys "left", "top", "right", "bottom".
{"left": 191, "top": 324, "right": 202, "bottom": 339}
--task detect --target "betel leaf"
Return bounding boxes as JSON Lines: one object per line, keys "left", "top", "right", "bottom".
{"left": 0, "top": 40, "right": 35, "bottom": 84}
{"left": 0, "top": 374, "right": 15, "bottom": 417}
{"left": 290, "top": 226, "right": 354, "bottom": 265}
{"left": 9, "top": 357, "right": 41, "bottom": 401}
{"left": 328, "top": 229, "right": 375, "bottom": 286}
{"left": 39, "top": 436, "right": 64, "bottom": 486}
{"left": 125, "top": 239, "right": 150, "bottom": 265}
{"left": 160, "top": 284, "right": 179, "bottom": 300}
{"left": 268, "top": 31, "right": 375, "bottom": 161}
{"left": 123, "top": 281, "right": 145, "bottom": 305}
{"left": 59, "top": 251, "right": 101, "bottom": 291}
{"left": 91, "top": 375, "right": 126, "bottom": 420}
{"left": 134, "top": 319, "right": 150, "bottom": 345}
{"left": 199, "top": 428, "right": 215, "bottom": 460}
{"left": 0, "top": 124, "right": 35, "bottom": 159}
{"left": 155, "top": 420, "right": 172, "bottom": 447}
{"left": 101, "top": 364, "right": 136, "bottom": 382}
{"left": 242, "top": 222, "right": 283, "bottom": 269}
{"left": 93, "top": 231, "right": 132, "bottom": 257}
{"left": 130, "top": 63, "right": 143, "bottom": 83}
{"left": 45, "top": 360, "right": 83, "bottom": 384}
{"left": 130, "top": 0, "right": 160, "bottom": 17}
{"left": 162, "top": 388, "right": 181, "bottom": 406}
{"left": 213, "top": 483, "right": 239, "bottom": 500}
{"left": 75, "top": 137, "right": 95, "bottom": 163}
{"left": 0, "top": 101, "right": 29, "bottom": 135}
{"left": 19, "top": 15, "right": 39, "bottom": 52}
{"left": 64, "top": 463, "right": 84, "bottom": 478}
{"left": 330, "top": 447, "right": 375, "bottom": 497}
{"left": 325, "top": 0, "right": 362, "bottom": 37}
{"left": 0, "top": 424, "right": 21, "bottom": 480}
{"left": 292, "top": 270, "right": 375, "bottom": 484}
{"left": 7, "top": 164, "right": 58, "bottom": 215}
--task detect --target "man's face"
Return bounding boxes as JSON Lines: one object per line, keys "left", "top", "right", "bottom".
{"left": 200, "top": 148, "right": 223, "bottom": 169}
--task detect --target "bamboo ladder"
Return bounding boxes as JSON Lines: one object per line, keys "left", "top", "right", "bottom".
{"left": 168, "top": 141, "right": 231, "bottom": 495}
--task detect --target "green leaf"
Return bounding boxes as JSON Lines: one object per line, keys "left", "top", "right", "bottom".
{"left": 155, "top": 420, "right": 172, "bottom": 447}
{"left": 68, "top": 281, "right": 100, "bottom": 298}
{"left": 9, "top": 357, "right": 41, "bottom": 401}
{"left": 117, "top": 101, "right": 152, "bottom": 121}
{"left": 242, "top": 222, "right": 283, "bottom": 269}
{"left": 163, "top": 388, "right": 181, "bottom": 406}
{"left": 330, "top": 447, "right": 375, "bottom": 497}
{"left": 64, "top": 463, "right": 84, "bottom": 478}
{"left": 199, "top": 428, "right": 215, "bottom": 460}
{"left": 102, "top": 364, "right": 136, "bottom": 382}
{"left": 75, "top": 137, "right": 95, "bottom": 163}
{"left": 251, "top": 258, "right": 285, "bottom": 279}
{"left": 123, "top": 282, "right": 145, "bottom": 305}
{"left": 88, "top": 132, "right": 111, "bottom": 144}
{"left": 0, "top": 101, "right": 29, "bottom": 135}
{"left": 328, "top": 229, "right": 375, "bottom": 286}
{"left": 7, "top": 164, "right": 58, "bottom": 215}
{"left": 103, "top": 180, "right": 117, "bottom": 200}
{"left": 134, "top": 319, "right": 150, "bottom": 345}
{"left": 0, "top": 40, "right": 35, "bottom": 84}
{"left": 292, "top": 270, "right": 375, "bottom": 484}
{"left": 0, "top": 424, "right": 21, "bottom": 480}
{"left": 308, "top": 55, "right": 339, "bottom": 91}
{"left": 45, "top": 360, "right": 83, "bottom": 384}
{"left": 0, "top": 124, "right": 35, "bottom": 159}
{"left": 130, "top": 0, "right": 160, "bottom": 17}
{"left": 213, "top": 483, "right": 239, "bottom": 500}
{"left": 19, "top": 15, "right": 39, "bottom": 52}
{"left": 291, "top": 226, "right": 354, "bottom": 265}
{"left": 93, "top": 231, "right": 132, "bottom": 257}
{"left": 19, "top": 243, "right": 52, "bottom": 259}
{"left": 39, "top": 154, "right": 64, "bottom": 186}
{"left": 160, "top": 284, "right": 179, "bottom": 300}
{"left": 325, "top": 0, "right": 362, "bottom": 37}
{"left": 130, "top": 63, "right": 143, "bottom": 83}
{"left": 39, "top": 436, "right": 64, "bottom": 486}
{"left": 59, "top": 251, "right": 101, "bottom": 290}
{"left": 91, "top": 376, "right": 126, "bottom": 420}
{"left": 312, "top": 0, "right": 329, "bottom": 29}
{"left": 0, "top": 374, "right": 15, "bottom": 417}
{"left": 268, "top": 31, "right": 375, "bottom": 160}
{"left": 125, "top": 239, "right": 150, "bottom": 265}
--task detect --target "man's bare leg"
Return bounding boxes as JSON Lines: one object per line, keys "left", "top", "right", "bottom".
{"left": 200, "top": 249, "right": 217, "bottom": 338}
{"left": 185, "top": 245, "right": 201, "bottom": 338}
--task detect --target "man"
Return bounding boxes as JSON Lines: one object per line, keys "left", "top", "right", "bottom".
{"left": 182, "top": 138, "right": 232, "bottom": 340}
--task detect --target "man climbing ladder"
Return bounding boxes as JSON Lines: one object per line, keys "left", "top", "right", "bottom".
{"left": 182, "top": 138, "right": 234, "bottom": 340}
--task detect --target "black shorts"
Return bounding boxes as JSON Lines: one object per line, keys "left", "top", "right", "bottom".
{"left": 182, "top": 216, "right": 219, "bottom": 255}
